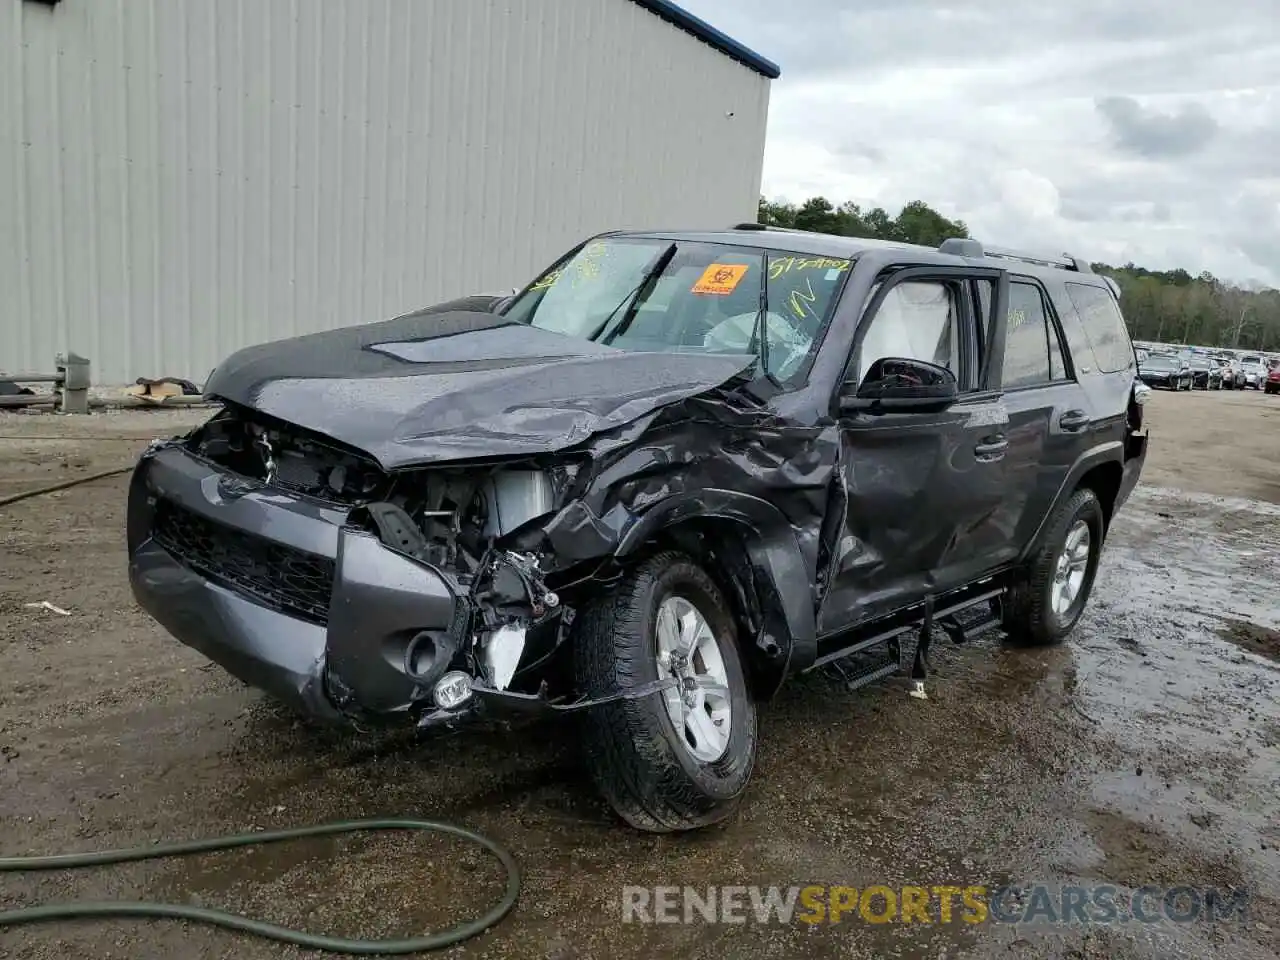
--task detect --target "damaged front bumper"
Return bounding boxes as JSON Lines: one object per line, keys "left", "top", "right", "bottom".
{"left": 127, "top": 443, "right": 519, "bottom": 725}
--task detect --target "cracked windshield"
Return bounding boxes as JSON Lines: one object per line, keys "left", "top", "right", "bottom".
{"left": 503, "top": 238, "right": 850, "bottom": 384}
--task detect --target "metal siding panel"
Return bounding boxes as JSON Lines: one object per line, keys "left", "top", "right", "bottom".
{"left": 2, "top": 0, "right": 769, "bottom": 384}
{"left": 155, "top": 0, "right": 189, "bottom": 373}
{"left": 185, "top": 0, "right": 218, "bottom": 379}
{"left": 21, "top": 2, "right": 61, "bottom": 372}
{"left": 0, "top": 7, "right": 22, "bottom": 368}
{"left": 265, "top": 0, "right": 297, "bottom": 342}
{"left": 294, "top": 0, "right": 321, "bottom": 342}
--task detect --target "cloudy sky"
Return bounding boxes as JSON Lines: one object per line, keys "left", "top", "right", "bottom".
{"left": 679, "top": 0, "right": 1280, "bottom": 286}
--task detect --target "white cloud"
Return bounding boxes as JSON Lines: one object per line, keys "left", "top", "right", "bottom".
{"left": 677, "top": 0, "right": 1280, "bottom": 285}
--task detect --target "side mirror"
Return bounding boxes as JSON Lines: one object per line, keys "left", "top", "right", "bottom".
{"left": 840, "top": 357, "right": 959, "bottom": 414}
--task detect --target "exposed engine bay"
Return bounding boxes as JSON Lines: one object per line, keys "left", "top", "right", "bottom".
{"left": 186, "top": 406, "right": 587, "bottom": 714}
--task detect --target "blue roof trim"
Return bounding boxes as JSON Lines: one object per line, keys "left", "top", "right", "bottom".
{"left": 629, "top": 0, "right": 781, "bottom": 79}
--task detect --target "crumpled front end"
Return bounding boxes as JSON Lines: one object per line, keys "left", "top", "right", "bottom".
{"left": 128, "top": 377, "right": 840, "bottom": 728}
{"left": 126, "top": 408, "right": 584, "bottom": 727}
{"left": 127, "top": 443, "right": 465, "bottom": 723}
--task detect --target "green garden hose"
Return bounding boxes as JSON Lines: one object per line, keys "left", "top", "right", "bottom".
{"left": 0, "top": 818, "right": 521, "bottom": 955}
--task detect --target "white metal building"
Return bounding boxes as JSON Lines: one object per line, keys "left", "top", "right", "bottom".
{"left": 0, "top": 0, "right": 777, "bottom": 384}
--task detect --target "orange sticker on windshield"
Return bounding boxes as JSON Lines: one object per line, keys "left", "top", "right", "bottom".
{"left": 691, "top": 263, "right": 750, "bottom": 295}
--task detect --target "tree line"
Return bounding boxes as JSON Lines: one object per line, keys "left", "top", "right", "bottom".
{"left": 758, "top": 196, "right": 1280, "bottom": 352}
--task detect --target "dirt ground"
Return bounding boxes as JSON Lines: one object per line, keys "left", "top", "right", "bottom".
{"left": 1, "top": 388, "right": 1278, "bottom": 959}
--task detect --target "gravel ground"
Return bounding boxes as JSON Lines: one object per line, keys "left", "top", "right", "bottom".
{"left": 1, "top": 388, "right": 1278, "bottom": 959}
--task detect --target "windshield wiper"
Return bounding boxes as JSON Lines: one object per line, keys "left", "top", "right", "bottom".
{"left": 750, "top": 255, "right": 782, "bottom": 389}
{"left": 584, "top": 243, "right": 679, "bottom": 345}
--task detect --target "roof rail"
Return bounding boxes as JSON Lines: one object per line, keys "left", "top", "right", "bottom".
{"left": 731, "top": 222, "right": 812, "bottom": 233}
{"left": 938, "top": 238, "right": 1094, "bottom": 274}
{"left": 983, "top": 244, "right": 1079, "bottom": 271}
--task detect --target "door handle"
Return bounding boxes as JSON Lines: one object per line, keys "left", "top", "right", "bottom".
{"left": 974, "top": 435, "right": 1008, "bottom": 460}
{"left": 1059, "top": 410, "right": 1090, "bottom": 432}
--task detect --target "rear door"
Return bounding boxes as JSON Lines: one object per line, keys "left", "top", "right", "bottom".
{"left": 984, "top": 276, "right": 1093, "bottom": 556}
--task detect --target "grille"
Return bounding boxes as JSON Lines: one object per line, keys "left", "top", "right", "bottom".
{"left": 152, "top": 499, "right": 335, "bottom": 624}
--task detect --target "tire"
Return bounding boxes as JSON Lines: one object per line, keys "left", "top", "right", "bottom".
{"left": 1003, "top": 488, "right": 1105, "bottom": 647}
{"left": 573, "top": 551, "right": 756, "bottom": 832}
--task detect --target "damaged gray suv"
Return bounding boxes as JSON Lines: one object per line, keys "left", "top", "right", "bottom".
{"left": 128, "top": 226, "right": 1148, "bottom": 832}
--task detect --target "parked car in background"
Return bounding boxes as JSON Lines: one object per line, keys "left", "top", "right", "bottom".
{"left": 1216, "top": 356, "right": 1236, "bottom": 388}
{"left": 1265, "top": 358, "right": 1280, "bottom": 395}
{"left": 1236, "top": 355, "right": 1267, "bottom": 389}
{"left": 1186, "top": 356, "right": 1223, "bottom": 390}
{"left": 1137, "top": 352, "right": 1194, "bottom": 390}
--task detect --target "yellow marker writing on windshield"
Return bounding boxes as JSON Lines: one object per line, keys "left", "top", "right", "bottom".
{"left": 788, "top": 277, "right": 818, "bottom": 319}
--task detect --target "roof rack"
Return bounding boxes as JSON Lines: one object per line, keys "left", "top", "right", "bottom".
{"left": 938, "top": 238, "right": 1094, "bottom": 274}
{"left": 731, "top": 222, "right": 812, "bottom": 234}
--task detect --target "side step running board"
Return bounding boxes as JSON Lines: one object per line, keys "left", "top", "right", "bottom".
{"left": 937, "top": 595, "right": 1004, "bottom": 644}
{"left": 811, "top": 587, "right": 1006, "bottom": 669}
{"left": 823, "top": 655, "right": 899, "bottom": 693}
{"left": 811, "top": 587, "right": 1007, "bottom": 693}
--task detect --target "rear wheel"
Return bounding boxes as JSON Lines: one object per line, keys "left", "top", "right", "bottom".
{"left": 573, "top": 551, "right": 756, "bottom": 832}
{"left": 1003, "top": 488, "right": 1105, "bottom": 647}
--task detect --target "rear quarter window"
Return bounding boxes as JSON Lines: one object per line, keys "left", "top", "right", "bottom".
{"left": 1064, "top": 282, "right": 1135, "bottom": 373}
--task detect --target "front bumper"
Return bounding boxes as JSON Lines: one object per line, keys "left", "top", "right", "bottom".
{"left": 127, "top": 444, "right": 463, "bottom": 723}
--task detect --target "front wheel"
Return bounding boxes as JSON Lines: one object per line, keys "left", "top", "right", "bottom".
{"left": 1003, "top": 488, "right": 1105, "bottom": 647}
{"left": 573, "top": 551, "right": 757, "bottom": 832}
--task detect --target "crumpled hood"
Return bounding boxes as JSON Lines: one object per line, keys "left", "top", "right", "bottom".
{"left": 202, "top": 309, "right": 755, "bottom": 469}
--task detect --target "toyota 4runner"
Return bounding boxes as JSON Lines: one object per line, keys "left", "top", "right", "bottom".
{"left": 127, "top": 226, "right": 1148, "bottom": 832}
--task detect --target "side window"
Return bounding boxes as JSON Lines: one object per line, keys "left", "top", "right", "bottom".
{"left": 1002, "top": 281, "right": 1060, "bottom": 389}
{"left": 855, "top": 280, "right": 962, "bottom": 386}
{"left": 1065, "top": 282, "right": 1135, "bottom": 373}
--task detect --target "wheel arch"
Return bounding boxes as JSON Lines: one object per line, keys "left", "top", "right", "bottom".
{"left": 1020, "top": 443, "right": 1125, "bottom": 561}
{"left": 1075, "top": 460, "right": 1124, "bottom": 530}
{"left": 614, "top": 490, "right": 818, "bottom": 699}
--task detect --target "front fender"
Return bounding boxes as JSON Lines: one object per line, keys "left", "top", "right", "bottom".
{"left": 615, "top": 488, "right": 818, "bottom": 694}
